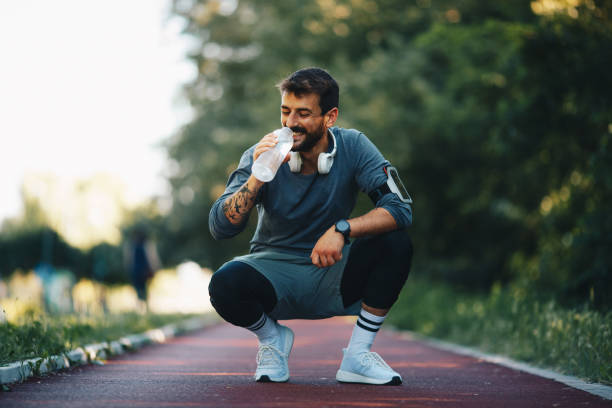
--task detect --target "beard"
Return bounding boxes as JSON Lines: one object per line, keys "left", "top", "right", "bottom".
{"left": 290, "top": 122, "right": 326, "bottom": 152}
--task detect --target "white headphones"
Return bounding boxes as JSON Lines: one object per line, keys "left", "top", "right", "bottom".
{"left": 288, "top": 130, "right": 337, "bottom": 174}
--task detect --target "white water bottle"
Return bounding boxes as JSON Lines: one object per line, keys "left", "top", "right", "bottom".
{"left": 252, "top": 127, "right": 294, "bottom": 182}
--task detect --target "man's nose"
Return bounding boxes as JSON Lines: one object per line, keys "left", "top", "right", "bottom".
{"left": 285, "top": 112, "right": 300, "bottom": 128}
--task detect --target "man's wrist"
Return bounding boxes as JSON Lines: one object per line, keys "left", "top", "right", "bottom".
{"left": 248, "top": 174, "right": 264, "bottom": 189}
{"left": 334, "top": 219, "right": 351, "bottom": 244}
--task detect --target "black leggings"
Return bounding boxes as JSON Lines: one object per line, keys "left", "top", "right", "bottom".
{"left": 208, "top": 229, "right": 413, "bottom": 327}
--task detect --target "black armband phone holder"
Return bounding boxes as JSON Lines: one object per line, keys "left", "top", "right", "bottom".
{"left": 368, "top": 183, "right": 392, "bottom": 204}
{"left": 368, "top": 166, "right": 413, "bottom": 205}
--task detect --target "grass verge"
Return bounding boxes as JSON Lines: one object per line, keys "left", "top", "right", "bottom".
{"left": 387, "top": 278, "right": 612, "bottom": 385}
{"left": 0, "top": 311, "right": 197, "bottom": 366}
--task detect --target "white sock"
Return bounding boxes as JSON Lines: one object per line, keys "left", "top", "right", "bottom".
{"left": 347, "top": 309, "right": 386, "bottom": 353}
{"left": 246, "top": 313, "right": 279, "bottom": 345}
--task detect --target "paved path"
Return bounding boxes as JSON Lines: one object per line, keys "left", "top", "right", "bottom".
{"left": 1, "top": 317, "right": 610, "bottom": 407}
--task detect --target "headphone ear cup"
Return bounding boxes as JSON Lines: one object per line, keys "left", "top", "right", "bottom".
{"left": 289, "top": 152, "right": 302, "bottom": 173}
{"left": 317, "top": 153, "right": 334, "bottom": 174}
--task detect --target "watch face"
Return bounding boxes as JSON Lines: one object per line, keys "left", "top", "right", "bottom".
{"left": 337, "top": 220, "right": 350, "bottom": 232}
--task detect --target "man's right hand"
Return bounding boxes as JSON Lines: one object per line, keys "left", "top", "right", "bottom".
{"left": 311, "top": 225, "right": 345, "bottom": 268}
{"left": 253, "top": 132, "right": 292, "bottom": 164}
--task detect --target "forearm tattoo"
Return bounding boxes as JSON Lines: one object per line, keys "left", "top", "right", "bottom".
{"left": 222, "top": 183, "right": 258, "bottom": 224}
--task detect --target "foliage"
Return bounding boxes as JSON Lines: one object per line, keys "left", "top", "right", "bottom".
{"left": 1, "top": 1, "right": 609, "bottom": 310}
{"left": 387, "top": 277, "right": 612, "bottom": 384}
{"left": 0, "top": 319, "right": 65, "bottom": 366}
{"left": 87, "top": 243, "right": 126, "bottom": 284}
{"left": 0, "top": 311, "right": 196, "bottom": 366}
{"left": 0, "top": 228, "right": 87, "bottom": 280}
{"left": 0, "top": 202, "right": 164, "bottom": 284}
{"left": 508, "top": 11, "right": 612, "bottom": 308}
{"left": 162, "top": 0, "right": 612, "bottom": 309}
{"left": 0, "top": 226, "right": 132, "bottom": 285}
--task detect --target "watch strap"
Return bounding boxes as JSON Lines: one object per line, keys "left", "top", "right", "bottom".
{"left": 335, "top": 220, "right": 351, "bottom": 244}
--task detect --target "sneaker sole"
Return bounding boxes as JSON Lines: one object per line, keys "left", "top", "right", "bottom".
{"left": 336, "top": 369, "right": 402, "bottom": 385}
{"left": 256, "top": 374, "right": 289, "bottom": 383}
{"left": 254, "top": 325, "right": 294, "bottom": 383}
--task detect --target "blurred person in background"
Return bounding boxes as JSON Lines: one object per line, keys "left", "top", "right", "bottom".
{"left": 208, "top": 68, "right": 413, "bottom": 385}
{"left": 123, "top": 227, "right": 161, "bottom": 313}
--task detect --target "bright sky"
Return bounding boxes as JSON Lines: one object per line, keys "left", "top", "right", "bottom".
{"left": 0, "top": 0, "right": 196, "bottom": 223}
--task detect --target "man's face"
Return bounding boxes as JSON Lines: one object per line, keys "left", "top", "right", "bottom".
{"left": 280, "top": 91, "right": 327, "bottom": 152}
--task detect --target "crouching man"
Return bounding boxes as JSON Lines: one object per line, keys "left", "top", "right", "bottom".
{"left": 208, "top": 68, "right": 413, "bottom": 385}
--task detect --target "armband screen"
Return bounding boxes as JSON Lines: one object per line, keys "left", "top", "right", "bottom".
{"left": 386, "top": 166, "right": 413, "bottom": 204}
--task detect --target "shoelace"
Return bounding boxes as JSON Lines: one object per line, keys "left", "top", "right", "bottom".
{"left": 360, "top": 351, "right": 393, "bottom": 370}
{"left": 256, "top": 344, "right": 284, "bottom": 367}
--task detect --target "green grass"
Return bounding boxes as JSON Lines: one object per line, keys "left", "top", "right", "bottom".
{"left": 0, "top": 311, "right": 197, "bottom": 366}
{"left": 387, "top": 278, "right": 612, "bottom": 385}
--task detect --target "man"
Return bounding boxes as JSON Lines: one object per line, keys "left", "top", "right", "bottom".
{"left": 124, "top": 227, "right": 161, "bottom": 314}
{"left": 208, "top": 67, "right": 413, "bottom": 385}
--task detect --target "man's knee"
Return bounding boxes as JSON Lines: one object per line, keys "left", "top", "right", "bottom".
{"left": 208, "top": 261, "right": 278, "bottom": 311}
{"left": 208, "top": 264, "right": 238, "bottom": 302}
{"left": 379, "top": 229, "right": 413, "bottom": 262}
{"left": 377, "top": 229, "right": 413, "bottom": 288}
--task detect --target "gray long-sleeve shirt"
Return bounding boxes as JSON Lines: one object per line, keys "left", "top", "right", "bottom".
{"left": 209, "top": 126, "right": 412, "bottom": 256}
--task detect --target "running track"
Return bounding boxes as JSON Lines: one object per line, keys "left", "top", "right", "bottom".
{"left": 1, "top": 317, "right": 610, "bottom": 407}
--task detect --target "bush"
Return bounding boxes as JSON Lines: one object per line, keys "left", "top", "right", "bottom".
{"left": 387, "top": 277, "right": 612, "bottom": 384}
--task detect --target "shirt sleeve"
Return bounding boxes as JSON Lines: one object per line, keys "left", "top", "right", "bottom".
{"left": 353, "top": 132, "right": 413, "bottom": 229}
{"left": 208, "top": 146, "right": 260, "bottom": 240}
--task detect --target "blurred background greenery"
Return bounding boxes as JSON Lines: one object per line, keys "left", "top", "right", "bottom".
{"left": 1, "top": 0, "right": 611, "bottom": 381}
{"left": 161, "top": 0, "right": 611, "bottom": 310}
{"left": 2, "top": 0, "right": 611, "bottom": 312}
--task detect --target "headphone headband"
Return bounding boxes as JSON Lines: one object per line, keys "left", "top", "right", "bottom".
{"left": 327, "top": 129, "right": 337, "bottom": 158}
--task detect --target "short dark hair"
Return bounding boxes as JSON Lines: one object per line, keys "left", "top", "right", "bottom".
{"left": 277, "top": 68, "right": 339, "bottom": 114}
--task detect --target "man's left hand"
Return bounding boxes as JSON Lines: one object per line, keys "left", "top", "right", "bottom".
{"left": 311, "top": 227, "right": 345, "bottom": 268}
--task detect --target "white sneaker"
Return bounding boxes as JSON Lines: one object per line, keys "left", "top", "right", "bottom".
{"left": 254, "top": 323, "right": 294, "bottom": 382}
{"left": 336, "top": 348, "right": 402, "bottom": 385}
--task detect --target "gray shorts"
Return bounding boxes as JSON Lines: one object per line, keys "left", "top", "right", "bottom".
{"left": 231, "top": 244, "right": 361, "bottom": 321}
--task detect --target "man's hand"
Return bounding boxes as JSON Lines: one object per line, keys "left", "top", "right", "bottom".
{"left": 311, "top": 226, "right": 345, "bottom": 268}
{"left": 253, "top": 132, "right": 291, "bottom": 164}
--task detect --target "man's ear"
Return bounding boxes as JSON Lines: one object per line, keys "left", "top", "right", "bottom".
{"left": 325, "top": 107, "right": 339, "bottom": 127}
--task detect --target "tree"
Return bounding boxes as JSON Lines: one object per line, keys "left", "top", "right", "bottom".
{"left": 165, "top": 0, "right": 612, "bottom": 309}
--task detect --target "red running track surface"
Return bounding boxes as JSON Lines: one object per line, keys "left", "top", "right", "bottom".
{"left": 1, "top": 317, "right": 610, "bottom": 407}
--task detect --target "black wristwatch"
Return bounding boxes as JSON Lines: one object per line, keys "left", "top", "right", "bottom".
{"left": 335, "top": 219, "right": 351, "bottom": 244}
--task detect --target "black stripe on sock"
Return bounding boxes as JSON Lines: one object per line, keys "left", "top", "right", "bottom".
{"left": 357, "top": 318, "right": 380, "bottom": 331}
{"left": 249, "top": 314, "right": 267, "bottom": 331}
{"left": 357, "top": 320, "right": 380, "bottom": 332}
{"left": 359, "top": 313, "right": 383, "bottom": 327}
